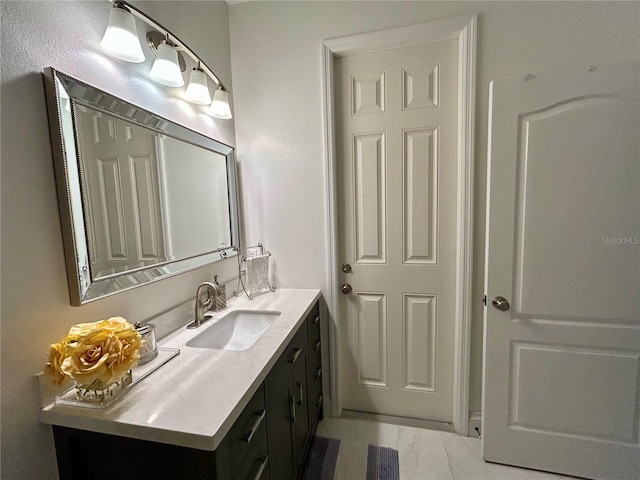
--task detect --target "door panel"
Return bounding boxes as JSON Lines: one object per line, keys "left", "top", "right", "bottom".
{"left": 353, "top": 132, "right": 386, "bottom": 263}
{"left": 337, "top": 39, "right": 458, "bottom": 422}
{"left": 403, "top": 127, "right": 437, "bottom": 264}
{"left": 352, "top": 72, "right": 385, "bottom": 115}
{"left": 402, "top": 64, "right": 439, "bottom": 109}
{"left": 513, "top": 98, "right": 639, "bottom": 320}
{"left": 129, "top": 154, "right": 162, "bottom": 260}
{"left": 403, "top": 294, "right": 437, "bottom": 392}
{"left": 355, "top": 292, "right": 387, "bottom": 387}
{"left": 510, "top": 343, "right": 638, "bottom": 442}
{"left": 96, "top": 156, "right": 128, "bottom": 260}
{"left": 483, "top": 62, "right": 640, "bottom": 479}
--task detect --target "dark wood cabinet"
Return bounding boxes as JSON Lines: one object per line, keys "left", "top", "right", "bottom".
{"left": 52, "top": 300, "right": 322, "bottom": 480}
{"left": 53, "top": 426, "right": 231, "bottom": 480}
{"left": 266, "top": 377, "right": 296, "bottom": 480}
{"left": 265, "top": 307, "right": 315, "bottom": 480}
{"left": 264, "top": 302, "right": 323, "bottom": 480}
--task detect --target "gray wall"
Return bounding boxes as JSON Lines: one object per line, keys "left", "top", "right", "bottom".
{"left": 228, "top": 1, "right": 640, "bottom": 415}
{"left": 0, "top": 2, "right": 235, "bottom": 478}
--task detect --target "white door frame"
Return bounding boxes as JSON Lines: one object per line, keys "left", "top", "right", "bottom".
{"left": 321, "top": 15, "right": 477, "bottom": 435}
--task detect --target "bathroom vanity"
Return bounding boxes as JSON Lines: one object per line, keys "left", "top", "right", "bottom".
{"left": 41, "top": 289, "right": 323, "bottom": 480}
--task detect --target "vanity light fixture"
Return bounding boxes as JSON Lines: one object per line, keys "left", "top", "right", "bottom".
{"left": 185, "top": 63, "right": 212, "bottom": 105}
{"left": 99, "top": 0, "right": 232, "bottom": 118}
{"left": 149, "top": 37, "right": 184, "bottom": 88}
{"left": 209, "top": 86, "right": 232, "bottom": 120}
{"left": 100, "top": 3, "right": 145, "bottom": 63}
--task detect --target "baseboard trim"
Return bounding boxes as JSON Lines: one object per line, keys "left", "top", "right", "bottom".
{"left": 468, "top": 411, "right": 482, "bottom": 438}
{"left": 341, "top": 410, "right": 455, "bottom": 433}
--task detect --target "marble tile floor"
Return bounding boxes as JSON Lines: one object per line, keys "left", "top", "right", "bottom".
{"left": 315, "top": 417, "right": 580, "bottom": 480}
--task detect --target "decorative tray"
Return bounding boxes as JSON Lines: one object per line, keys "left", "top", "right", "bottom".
{"left": 55, "top": 347, "right": 180, "bottom": 409}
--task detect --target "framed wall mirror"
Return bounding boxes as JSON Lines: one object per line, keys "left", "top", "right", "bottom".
{"left": 43, "top": 68, "right": 239, "bottom": 305}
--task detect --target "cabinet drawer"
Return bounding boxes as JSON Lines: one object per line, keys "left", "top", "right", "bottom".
{"left": 235, "top": 421, "right": 270, "bottom": 480}
{"left": 228, "top": 384, "right": 267, "bottom": 476}
{"left": 266, "top": 322, "right": 308, "bottom": 405}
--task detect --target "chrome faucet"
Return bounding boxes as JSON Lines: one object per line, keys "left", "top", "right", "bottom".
{"left": 187, "top": 282, "right": 218, "bottom": 329}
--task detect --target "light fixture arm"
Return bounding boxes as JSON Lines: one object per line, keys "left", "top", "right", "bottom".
{"left": 111, "top": 0, "right": 228, "bottom": 92}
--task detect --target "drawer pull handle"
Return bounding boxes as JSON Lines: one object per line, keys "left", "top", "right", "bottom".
{"left": 254, "top": 457, "right": 269, "bottom": 480}
{"left": 244, "top": 410, "right": 266, "bottom": 444}
{"left": 291, "top": 395, "right": 296, "bottom": 423}
{"left": 314, "top": 341, "right": 321, "bottom": 352}
{"left": 317, "top": 395, "right": 323, "bottom": 407}
{"left": 312, "top": 315, "right": 320, "bottom": 325}
{"left": 290, "top": 348, "right": 302, "bottom": 364}
{"left": 298, "top": 382, "right": 304, "bottom": 405}
{"left": 315, "top": 368, "right": 322, "bottom": 380}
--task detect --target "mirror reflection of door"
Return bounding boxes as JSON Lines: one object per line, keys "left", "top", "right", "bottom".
{"left": 76, "top": 105, "right": 167, "bottom": 279}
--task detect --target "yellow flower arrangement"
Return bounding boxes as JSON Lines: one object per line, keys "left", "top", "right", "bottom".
{"left": 45, "top": 317, "right": 143, "bottom": 388}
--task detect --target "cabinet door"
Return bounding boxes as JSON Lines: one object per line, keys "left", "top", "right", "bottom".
{"left": 267, "top": 380, "right": 294, "bottom": 480}
{"left": 292, "top": 351, "right": 310, "bottom": 476}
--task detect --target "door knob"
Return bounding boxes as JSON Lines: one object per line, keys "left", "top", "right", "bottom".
{"left": 492, "top": 296, "right": 510, "bottom": 311}
{"left": 341, "top": 283, "right": 352, "bottom": 294}
{"left": 341, "top": 263, "right": 352, "bottom": 273}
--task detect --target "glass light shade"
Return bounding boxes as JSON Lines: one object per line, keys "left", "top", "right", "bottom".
{"left": 149, "top": 42, "right": 184, "bottom": 88}
{"left": 100, "top": 7, "right": 145, "bottom": 63}
{"left": 208, "top": 87, "right": 232, "bottom": 119}
{"left": 185, "top": 69, "right": 212, "bottom": 105}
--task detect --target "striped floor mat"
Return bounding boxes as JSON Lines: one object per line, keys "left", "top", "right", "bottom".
{"left": 303, "top": 436, "right": 400, "bottom": 480}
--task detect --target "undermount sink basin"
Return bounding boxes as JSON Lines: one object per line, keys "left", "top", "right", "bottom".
{"left": 186, "top": 310, "right": 281, "bottom": 351}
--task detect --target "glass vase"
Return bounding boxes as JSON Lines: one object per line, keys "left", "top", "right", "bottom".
{"left": 74, "top": 370, "right": 133, "bottom": 404}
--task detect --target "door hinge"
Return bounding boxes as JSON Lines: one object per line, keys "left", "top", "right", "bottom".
{"left": 482, "top": 295, "right": 487, "bottom": 306}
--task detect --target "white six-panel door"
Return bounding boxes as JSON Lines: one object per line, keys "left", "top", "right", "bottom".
{"left": 336, "top": 39, "right": 459, "bottom": 423}
{"left": 483, "top": 62, "right": 640, "bottom": 479}
{"left": 78, "top": 107, "right": 166, "bottom": 278}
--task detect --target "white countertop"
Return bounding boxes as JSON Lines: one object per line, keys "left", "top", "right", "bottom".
{"left": 39, "top": 288, "right": 321, "bottom": 451}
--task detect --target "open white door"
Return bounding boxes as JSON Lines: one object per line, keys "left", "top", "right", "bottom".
{"left": 483, "top": 62, "right": 640, "bottom": 480}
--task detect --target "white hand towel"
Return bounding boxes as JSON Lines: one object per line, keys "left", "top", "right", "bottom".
{"left": 246, "top": 254, "right": 270, "bottom": 297}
